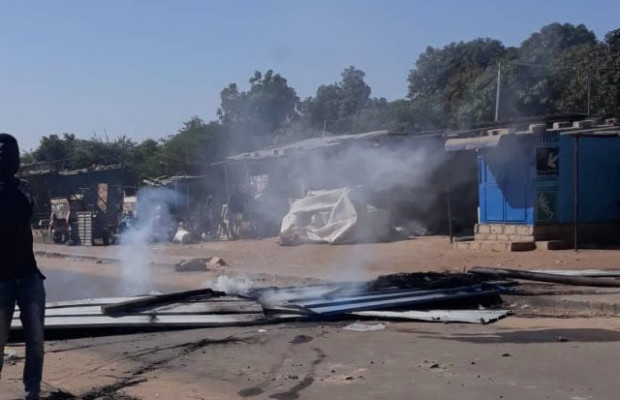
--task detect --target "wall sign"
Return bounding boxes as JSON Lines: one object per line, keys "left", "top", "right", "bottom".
{"left": 536, "top": 147, "right": 559, "bottom": 176}
{"left": 536, "top": 190, "right": 557, "bottom": 222}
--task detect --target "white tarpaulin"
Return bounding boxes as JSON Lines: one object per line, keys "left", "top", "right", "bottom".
{"left": 279, "top": 187, "right": 391, "bottom": 245}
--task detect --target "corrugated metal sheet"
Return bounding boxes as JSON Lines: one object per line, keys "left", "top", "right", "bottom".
{"left": 295, "top": 286, "right": 499, "bottom": 316}
{"left": 224, "top": 130, "right": 390, "bottom": 162}
{"left": 445, "top": 135, "right": 503, "bottom": 151}
{"left": 352, "top": 309, "right": 510, "bottom": 324}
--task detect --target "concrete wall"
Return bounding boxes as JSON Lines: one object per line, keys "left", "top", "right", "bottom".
{"left": 558, "top": 136, "right": 620, "bottom": 223}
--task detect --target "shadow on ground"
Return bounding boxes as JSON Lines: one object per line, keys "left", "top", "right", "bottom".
{"left": 412, "top": 328, "right": 620, "bottom": 344}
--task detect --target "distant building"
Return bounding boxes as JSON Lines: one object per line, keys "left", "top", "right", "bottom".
{"left": 18, "top": 162, "right": 130, "bottom": 224}
{"left": 446, "top": 118, "right": 620, "bottom": 249}
{"left": 218, "top": 130, "right": 479, "bottom": 236}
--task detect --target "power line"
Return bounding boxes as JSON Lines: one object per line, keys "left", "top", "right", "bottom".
{"left": 508, "top": 61, "right": 620, "bottom": 72}
{"left": 510, "top": 61, "right": 580, "bottom": 70}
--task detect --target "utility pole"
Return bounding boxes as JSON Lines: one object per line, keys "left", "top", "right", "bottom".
{"left": 495, "top": 61, "right": 501, "bottom": 122}
{"left": 586, "top": 66, "right": 592, "bottom": 118}
{"left": 573, "top": 135, "right": 580, "bottom": 251}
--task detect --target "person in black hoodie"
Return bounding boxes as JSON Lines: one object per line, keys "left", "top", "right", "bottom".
{"left": 0, "top": 134, "right": 45, "bottom": 400}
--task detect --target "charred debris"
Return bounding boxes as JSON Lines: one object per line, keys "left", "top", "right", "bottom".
{"left": 10, "top": 272, "right": 514, "bottom": 340}
{"left": 11, "top": 269, "right": 620, "bottom": 338}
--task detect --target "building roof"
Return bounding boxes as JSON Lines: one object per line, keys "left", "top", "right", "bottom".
{"left": 445, "top": 119, "right": 620, "bottom": 152}
{"left": 221, "top": 116, "right": 608, "bottom": 162}
{"left": 19, "top": 163, "right": 124, "bottom": 177}
{"left": 221, "top": 130, "right": 391, "bottom": 163}
{"left": 445, "top": 134, "right": 504, "bottom": 151}
{"left": 142, "top": 174, "right": 211, "bottom": 186}
{"left": 560, "top": 129, "right": 620, "bottom": 137}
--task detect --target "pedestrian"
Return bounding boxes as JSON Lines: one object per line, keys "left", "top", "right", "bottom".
{"left": 0, "top": 134, "right": 46, "bottom": 400}
{"left": 227, "top": 184, "right": 245, "bottom": 239}
{"left": 204, "top": 195, "right": 216, "bottom": 239}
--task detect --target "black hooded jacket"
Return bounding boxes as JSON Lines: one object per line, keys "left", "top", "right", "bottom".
{"left": 0, "top": 134, "right": 40, "bottom": 280}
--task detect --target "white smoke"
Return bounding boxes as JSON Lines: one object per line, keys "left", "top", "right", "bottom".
{"left": 115, "top": 187, "right": 177, "bottom": 294}
{"left": 210, "top": 274, "right": 254, "bottom": 296}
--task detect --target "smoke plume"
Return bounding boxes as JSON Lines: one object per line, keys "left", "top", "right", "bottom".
{"left": 115, "top": 187, "right": 177, "bottom": 294}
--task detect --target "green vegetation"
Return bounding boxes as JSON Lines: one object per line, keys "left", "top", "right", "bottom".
{"left": 22, "top": 23, "right": 620, "bottom": 183}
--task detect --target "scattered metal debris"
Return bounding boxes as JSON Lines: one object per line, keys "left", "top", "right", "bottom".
{"left": 174, "top": 258, "right": 208, "bottom": 272}
{"left": 11, "top": 272, "right": 516, "bottom": 336}
{"left": 470, "top": 267, "right": 620, "bottom": 287}
{"left": 530, "top": 269, "right": 620, "bottom": 277}
{"left": 101, "top": 288, "right": 224, "bottom": 315}
{"left": 343, "top": 322, "right": 387, "bottom": 332}
{"left": 351, "top": 309, "right": 510, "bottom": 324}
{"left": 290, "top": 286, "right": 501, "bottom": 316}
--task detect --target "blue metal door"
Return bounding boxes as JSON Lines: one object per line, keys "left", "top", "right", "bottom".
{"left": 479, "top": 146, "right": 532, "bottom": 224}
{"left": 480, "top": 160, "right": 504, "bottom": 221}
{"left": 505, "top": 165, "right": 528, "bottom": 222}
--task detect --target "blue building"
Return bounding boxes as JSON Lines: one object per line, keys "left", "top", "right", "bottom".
{"left": 446, "top": 119, "right": 620, "bottom": 248}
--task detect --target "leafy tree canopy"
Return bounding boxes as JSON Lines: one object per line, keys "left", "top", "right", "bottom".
{"left": 23, "top": 23, "right": 620, "bottom": 183}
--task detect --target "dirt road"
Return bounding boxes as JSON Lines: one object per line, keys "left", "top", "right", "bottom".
{"left": 3, "top": 237, "right": 620, "bottom": 399}
{"left": 4, "top": 317, "right": 620, "bottom": 399}
{"left": 34, "top": 236, "right": 620, "bottom": 282}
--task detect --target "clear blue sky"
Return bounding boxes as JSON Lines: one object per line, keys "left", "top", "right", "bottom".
{"left": 1, "top": 0, "right": 618, "bottom": 152}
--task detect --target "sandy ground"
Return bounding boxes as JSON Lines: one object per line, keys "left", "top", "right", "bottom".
{"left": 34, "top": 235, "right": 620, "bottom": 281}
{"left": 5, "top": 318, "right": 620, "bottom": 400}
{"left": 3, "top": 236, "right": 620, "bottom": 399}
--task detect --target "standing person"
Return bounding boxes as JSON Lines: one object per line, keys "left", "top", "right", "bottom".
{"left": 0, "top": 134, "right": 46, "bottom": 400}
{"left": 227, "top": 184, "right": 244, "bottom": 239}
{"left": 204, "top": 195, "right": 216, "bottom": 240}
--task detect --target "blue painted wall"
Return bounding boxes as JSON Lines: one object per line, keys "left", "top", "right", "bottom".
{"left": 478, "top": 135, "right": 535, "bottom": 225}
{"left": 558, "top": 135, "right": 620, "bottom": 223}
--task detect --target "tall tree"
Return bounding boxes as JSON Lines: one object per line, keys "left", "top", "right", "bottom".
{"left": 304, "top": 66, "right": 372, "bottom": 133}
{"left": 160, "top": 117, "right": 225, "bottom": 174}
{"left": 407, "top": 38, "right": 505, "bottom": 127}
{"left": 504, "top": 23, "right": 598, "bottom": 116}
{"left": 33, "top": 133, "right": 77, "bottom": 164}
{"left": 218, "top": 70, "right": 299, "bottom": 151}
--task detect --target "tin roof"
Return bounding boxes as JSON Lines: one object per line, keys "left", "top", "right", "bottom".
{"left": 445, "top": 119, "right": 620, "bottom": 152}
{"left": 222, "top": 130, "right": 391, "bottom": 163}
{"left": 445, "top": 135, "right": 504, "bottom": 151}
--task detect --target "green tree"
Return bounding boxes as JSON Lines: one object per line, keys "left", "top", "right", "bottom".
{"left": 304, "top": 66, "right": 372, "bottom": 133}
{"left": 218, "top": 70, "right": 299, "bottom": 151}
{"left": 122, "top": 139, "right": 162, "bottom": 182}
{"left": 32, "top": 133, "right": 77, "bottom": 164}
{"left": 504, "top": 23, "right": 598, "bottom": 116}
{"left": 407, "top": 38, "right": 505, "bottom": 127}
{"left": 594, "top": 29, "right": 620, "bottom": 117}
{"left": 160, "top": 117, "right": 225, "bottom": 174}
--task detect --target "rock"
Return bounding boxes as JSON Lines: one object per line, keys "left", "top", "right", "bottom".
{"left": 174, "top": 258, "right": 208, "bottom": 272}
{"left": 501, "top": 353, "right": 511, "bottom": 357}
{"left": 289, "top": 335, "right": 314, "bottom": 345}
{"left": 207, "top": 256, "right": 226, "bottom": 266}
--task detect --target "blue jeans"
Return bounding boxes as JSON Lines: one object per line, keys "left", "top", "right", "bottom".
{"left": 0, "top": 274, "right": 45, "bottom": 399}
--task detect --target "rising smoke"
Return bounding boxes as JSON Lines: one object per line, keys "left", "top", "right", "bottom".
{"left": 115, "top": 186, "right": 178, "bottom": 294}
{"left": 270, "top": 136, "right": 472, "bottom": 237}
{"left": 251, "top": 136, "right": 474, "bottom": 298}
